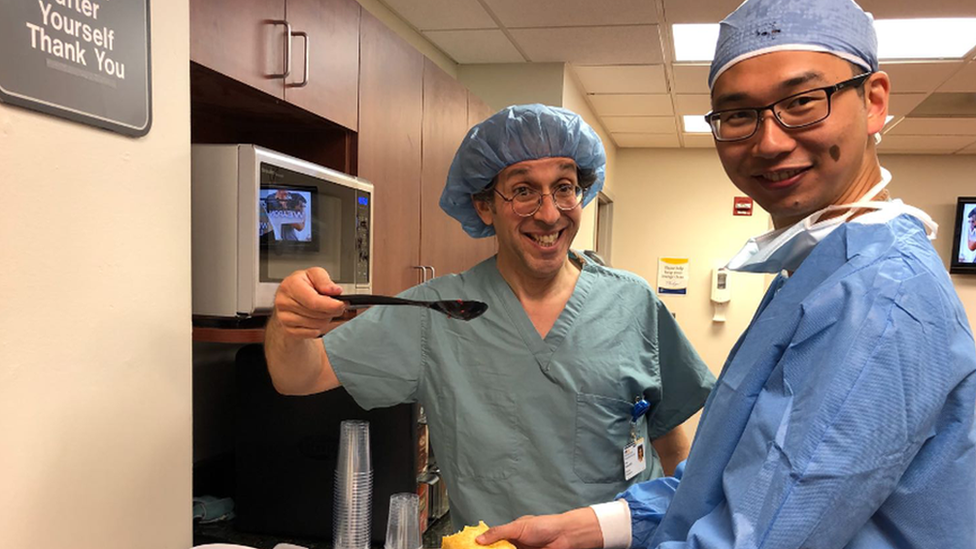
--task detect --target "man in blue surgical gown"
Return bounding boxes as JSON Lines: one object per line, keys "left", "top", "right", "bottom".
{"left": 263, "top": 104, "right": 716, "bottom": 529}
{"left": 477, "top": 1, "right": 976, "bottom": 547}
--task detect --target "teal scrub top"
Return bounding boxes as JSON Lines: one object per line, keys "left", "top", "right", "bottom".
{"left": 325, "top": 255, "right": 715, "bottom": 528}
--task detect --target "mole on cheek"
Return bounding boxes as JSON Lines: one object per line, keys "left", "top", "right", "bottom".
{"left": 830, "top": 145, "right": 841, "bottom": 161}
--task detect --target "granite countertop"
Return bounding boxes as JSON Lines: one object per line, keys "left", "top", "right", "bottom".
{"left": 194, "top": 512, "right": 453, "bottom": 549}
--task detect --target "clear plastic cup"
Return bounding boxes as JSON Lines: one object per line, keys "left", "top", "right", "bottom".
{"left": 337, "top": 420, "right": 371, "bottom": 475}
{"left": 384, "top": 493, "right": 421, "bottom": 549}
{"left": 333, "top": 420, "right": 373, "bottom": 549}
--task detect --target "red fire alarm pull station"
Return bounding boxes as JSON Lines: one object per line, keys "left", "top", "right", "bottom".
{"left": 733, "top": 197, "right": 754, "bottom": 216}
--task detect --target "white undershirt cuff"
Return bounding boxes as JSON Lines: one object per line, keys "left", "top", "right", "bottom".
{"left": 589, "top": 499, "right": 632, "bottom": 549}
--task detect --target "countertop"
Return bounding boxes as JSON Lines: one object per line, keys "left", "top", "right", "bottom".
{"left": 194, "top": 512, "right": 454, "bottom": 549}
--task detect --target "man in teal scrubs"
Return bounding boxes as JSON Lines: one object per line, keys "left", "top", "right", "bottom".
{"left": 264, "top": 104, "right": 716, "bottom": 529}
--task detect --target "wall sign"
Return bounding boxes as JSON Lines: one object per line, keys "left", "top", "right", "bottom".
{"left": 0, "top": 0, "right": 152, "bottom": 137}
{"left": 657, "top": 257, "right": 689, "bottom": 296}
{"left": 733, "top": 196, "right": 753, "bottom": 216}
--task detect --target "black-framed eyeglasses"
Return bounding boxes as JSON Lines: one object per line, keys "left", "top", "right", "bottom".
{"left": 494, "top": 183, "right": 584, "bottom": 217}
{"left": 705, "top": 72, "right": 873, "bottom": 142}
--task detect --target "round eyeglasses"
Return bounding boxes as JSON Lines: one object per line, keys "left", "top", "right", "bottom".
{"left": 705, "top": 73, "right": 873, "bottom": 142}
{"left": 494, "top": 184, "right": 584, "bottom": 217}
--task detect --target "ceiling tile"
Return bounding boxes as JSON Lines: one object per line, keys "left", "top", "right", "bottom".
{"left": 510, "top": 26, "right": 663, "bottom": 64}
{"left": 483, "top": 0, "right": 658, "bottom": 27}
{"left": 674, "top": 94, "right": 712, "bottom": 115}
{"left": 878, "top": 135, "right": 976, "bottom": 153}
{"left": 881, "top": 61, "right": 966, "bottom": 94}
{"left": 589, "top": 94, "right": 674, "bottom": 116}
{"left": 380, "top": 0, "right": 496, "bottom": 30}
{"left": 672, "top": 64, "right": 711, "bottom": 94}
{"left": 888, "top": 94, "right": 928, "bottom": 116}
{"left": 939, "top": 62, "right": 976, "bottom": 93}
{"left": 909, "top": 92, "right": 976, "bottom": 117}
{"left": 600, "top": 116, "right": 676, "bottom": 133}
{"left": 423, "top": 30, "right": 525, "bottom": 63}
{"left": 612, "top": 133, "right": 681, "bottom": 148}
{"left": 663, "top": 0, "right": 739, "bottom": 23}
{"left": 573, "top": 65, "right": 667, "bottom": 94}
{"left": 682, "top": 134, "right": 716, "bottom": 148}
{"left": 887, "top": 118, "right": 976, "bottom": 136}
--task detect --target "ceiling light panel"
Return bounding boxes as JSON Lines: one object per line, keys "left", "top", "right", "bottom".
{"left": 875, "top": 19, "right": 976, "bottom": 59}
{"left": 672, "top": 24, "right": 720, "bottom": 62}
{"left": 672, "top": 19, "right": 976, "bottom": 63}
{"left": 682, "top": 115, "right": 711, "bottom": 134}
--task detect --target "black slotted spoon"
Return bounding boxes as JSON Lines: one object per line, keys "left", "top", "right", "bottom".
{"left": 334, "top": 294, "right": 488, "bottom": 321}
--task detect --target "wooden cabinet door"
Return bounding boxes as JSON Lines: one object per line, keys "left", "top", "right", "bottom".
{"left": 420, "top": 59, "right": 485, "bottom": 279}
{"left": 284, "top": 0, "right": 361, "bottom": 131}
{"left": 190, "top": 0, "right": 286, "bottom": 99}
{"left": 358, "top": 12, "right": 424, "bottom": 295}
{"left": 465, "top": 91, "right": 499, "bottom": 263}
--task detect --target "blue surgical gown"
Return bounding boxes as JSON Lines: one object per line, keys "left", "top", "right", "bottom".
{"left": 621, "top": 214, "right": 976, "bottom": 548}
{"left": 324, "top": 254, "right": 715, "bottom": 529}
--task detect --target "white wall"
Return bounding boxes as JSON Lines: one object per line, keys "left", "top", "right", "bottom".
{"left": 612, "top": 149, "right": 771, "bottom": 385}
{"left": 0, "top": 2, "right": 192, "bottom": 548}
{"left": 880, "top": 154, "right": 976, "bottom": 334}
{"left": 613, "top": 149, "right": 976, "bottom": 432}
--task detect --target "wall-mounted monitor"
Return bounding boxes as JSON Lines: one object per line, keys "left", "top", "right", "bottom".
{"left": 949, "top": 197, "right": 976, "bottom": 275}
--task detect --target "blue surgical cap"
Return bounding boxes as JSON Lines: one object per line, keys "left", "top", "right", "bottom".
{"left": 709, "top": 0, "right": 879, "bottom": 89}
{"left": 440, "top": 104, "right": 606, "bottom": 238}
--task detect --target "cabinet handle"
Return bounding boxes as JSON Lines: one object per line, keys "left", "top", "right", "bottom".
{"left": 412, "top": 266, "right": 428, "bottom": 283}
{"left": 427, "top": 266, "right": 436, "bottom": 280}
{"left": 269, "top": 20, "right": 292, "bottom": 79}
{"left": 287, "top": 30, "right": 309, "bottom": 88}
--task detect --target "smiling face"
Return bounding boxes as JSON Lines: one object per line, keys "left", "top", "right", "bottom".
{"left": 474, "top": 157, "right": 582, "bottom": 281}
{"left": 711, "top": 51, "right": 889, "bottom": 228}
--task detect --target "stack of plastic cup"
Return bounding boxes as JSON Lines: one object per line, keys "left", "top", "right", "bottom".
{"left": 384, "top": 493, "right": 422, "bottom": 549}
{"left": 333, "top": 420, "right": 373, "bottom": 549}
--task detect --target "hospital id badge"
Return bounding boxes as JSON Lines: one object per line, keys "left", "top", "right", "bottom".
{"left": 623, "top": 438, "right": 646, "bottom": 481}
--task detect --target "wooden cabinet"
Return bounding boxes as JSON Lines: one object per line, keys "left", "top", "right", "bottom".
{"left": 420, "top": 60, "right": 497, "bottom": 280}
{"left": 284, "top": 0, "right": 360, "bottom": 130}
{"left": 190, "top": 0, "right": 360, "bottom": 130}
{"left": 190, "top": 0, "right": 285, "bottom": 99}
{"left": 357, "top": 12, "right": 424, "bottom": 296}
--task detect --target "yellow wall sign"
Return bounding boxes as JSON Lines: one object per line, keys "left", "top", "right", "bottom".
{"left": 657, "top": 257, "right": 689, "bottom": 295}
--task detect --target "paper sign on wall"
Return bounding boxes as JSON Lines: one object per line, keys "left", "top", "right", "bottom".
{"left": 658, "top": 258, "right": 689, "bottom": 295}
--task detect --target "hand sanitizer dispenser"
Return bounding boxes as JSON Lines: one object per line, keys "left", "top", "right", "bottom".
{"left": 711, "top": 268, "right": 731, "bottom": 322}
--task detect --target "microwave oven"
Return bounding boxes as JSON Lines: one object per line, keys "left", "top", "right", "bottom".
{"left": 191, "top": 144, "right": 373, "bottom": 318}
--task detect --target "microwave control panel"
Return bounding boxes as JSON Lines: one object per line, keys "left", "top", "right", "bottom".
{"left": 356, "top": 191, "right": 371, "bottom": 284}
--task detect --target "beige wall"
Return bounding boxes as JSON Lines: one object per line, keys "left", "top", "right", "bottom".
{"left": 880, "top": 154, "right": 976, "bottom": 334}
{"left": 612, "top": 149, "right": 771, "bottom": 384}
{"left": 613, "top": 149, "right": 976, "bottom": 432}
{"left": 563, "top": 65, "right": 617, "bottom": 252}
{"left": 0, "top": 2, "right": 192, "bottom": 548}
{"left": 355, "top": 0, "right": 458, "bottom": 78}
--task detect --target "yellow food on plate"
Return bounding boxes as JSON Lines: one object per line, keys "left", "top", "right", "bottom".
{"left": 441, "top": 521, "right": 516, "bottom": 549}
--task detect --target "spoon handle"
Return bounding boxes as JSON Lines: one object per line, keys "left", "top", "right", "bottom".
{"left": 334, "top": 294, "right": 419, "bottom": 307}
